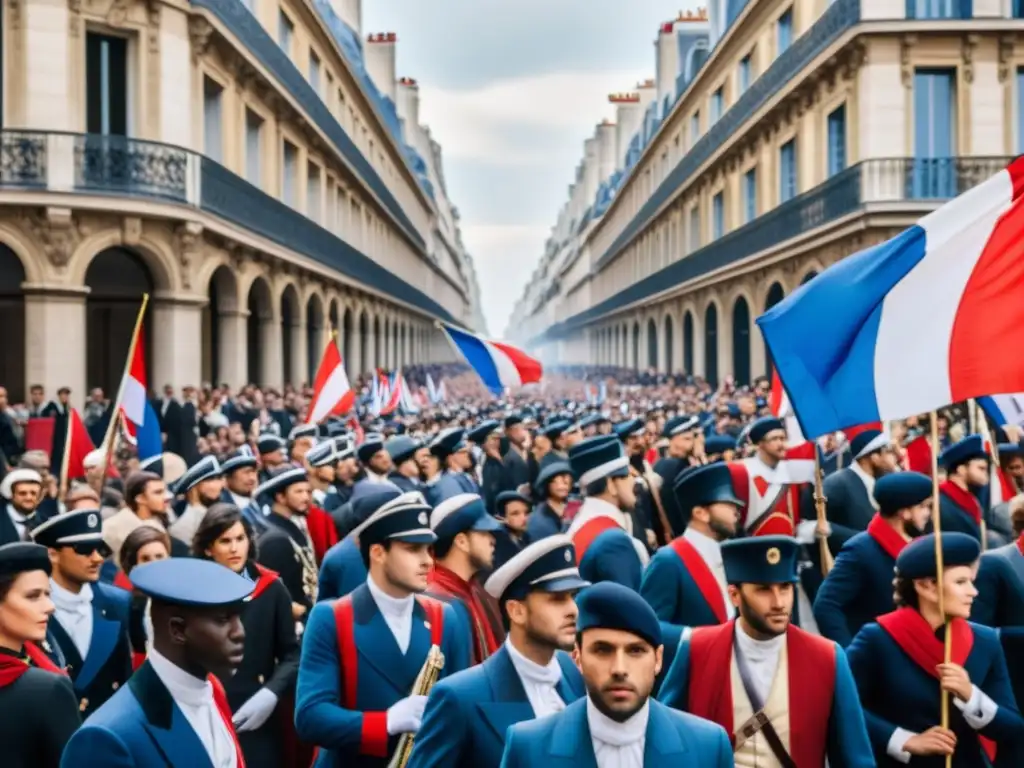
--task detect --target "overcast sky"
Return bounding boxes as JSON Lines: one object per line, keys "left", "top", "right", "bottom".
{"left": 362, "top": 1, "right": 691, "bottom": 338}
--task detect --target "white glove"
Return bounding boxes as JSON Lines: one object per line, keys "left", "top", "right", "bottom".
{"left": 232, "top": 688, "right": 279, "bottom": 733}
{"left": 386, "top": 694, "right": 428, "bottom": 735}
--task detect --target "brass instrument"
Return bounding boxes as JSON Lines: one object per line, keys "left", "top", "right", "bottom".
{"left": 387, "top": 644, "right": 445, "bottom": 768}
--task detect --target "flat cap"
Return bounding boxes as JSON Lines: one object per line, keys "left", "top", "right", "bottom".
{"left": 874, "top": 472, "right": 932, "bottom": 514}
{"left": 576, "top": 581, "right": 662, "bottom": 648}
{"left": 896, "top": 532, "right": 980, "bottom": 580}
{"left": 721, "top": 535, "right": 800, "bottom": 585}
{"left": 131, "top": 558, "right": 254, "bottom": 607}
{"left": 0, "top": 542, "right": 51, "bottom": 579}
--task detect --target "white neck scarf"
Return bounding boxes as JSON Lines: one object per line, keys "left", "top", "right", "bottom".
{"left": 50, "top": 579, "right": 93, "bottom": 659}
{"left": 587, "top": 697, "right": 649, "bottom": 768}
{"left": 505, "top": 638, "right": 565, "bottom": 717}
{"left": 367, "top": 574, "right": 414, "bottom": 653}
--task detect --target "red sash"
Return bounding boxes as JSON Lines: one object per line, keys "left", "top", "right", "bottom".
{"left": 877, "top": 608, "right": 996, "bottom": 762}
{"left": 572, "top": 516, "right": 621, "bottom": 562}
{"left": 0, "top": 643, "right": 65, "bottom": 688}
{"left": 867, "top": 514, "right": 910, "bottom": 560}
{"left": 939, "top": 480, "right": 983, "bottom": 525}
{"left": 306, "top": 506, "right": 339, "bottom": 566}
{"left": 687, "top": 621, "right": 835, "bottom": 767}
{"left": 210, "top": 673, "right": 247, "bottom": 768}
{"left": 332, "top": 593, "right": 444, "bottom": 758}
{"left": 250, "top": 564, "right": 280, "bottom": 600}
{"left": 427, "top": 564, "right": 499, "bottom": 664}
{"left": 670, "top": 537, "right": 727, "bottom": 624}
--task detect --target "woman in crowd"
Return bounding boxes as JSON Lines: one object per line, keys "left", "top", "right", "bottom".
{"left": 192, "top": 503, "right": 301, "bottom": 768}
{"left": 0, "top": 542, "right": 81, "bottom": 767}
{"left": 115, "top": 525, "right": 172, "bottom": 670}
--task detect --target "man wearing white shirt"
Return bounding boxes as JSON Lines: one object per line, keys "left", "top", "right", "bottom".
{"left": 408, "top": 534, "right": 590, "bottom": 768}
{"left": 0, "top": 468, "right": 43, "bottom": 544}
{"left": 641, "top": 463, "right": 741, "bottom": 626}
{"left": 501, "top": 581, "right": 732, "bottom": 768}
{"left": 60, "top": 557, "right": 252, "bottom": 768}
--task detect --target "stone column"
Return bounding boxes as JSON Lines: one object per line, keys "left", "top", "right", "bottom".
{"left": 151, "top": 293, "right": 206, "bottom": 391}
{"left": 23, "top": 286, "right": 87, "bottom": 403}
{"left": 217, "top": 310, "right": 248, "bottom": 389}
{"left": 291, "top": 319, "right": 307, "bottom": 386}
{"left": 260, "top": 316, "right": 283, "bottom": 389}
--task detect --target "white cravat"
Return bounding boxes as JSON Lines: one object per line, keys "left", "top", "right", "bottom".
{"left": 505, "top": 639, "right": 566, "bottom": 717}
{"left": 148, "top": 648, "right": 237, "bottom": 768}
{"left": 850, "top": 461, "right": 879, "bottom": 510}
{"left": 683, "top": 527, "right": 733, "bottom": 618}
{"left": 50, "top": 580, "right": 94, "bottom": 660}
{"left": 734, "top": 625, "right": 786, "bottom": 706}
{"left": 587, "top": 697, "right": 648, "bottom": 768}
{"left": 6, "top": 504, "right": 28, "bottom": 541}
{"left": 229, "top": 492, "right": 251, "bottom": 510}
{"left": 366, "top": 574, "right": 414, "bottom": 653}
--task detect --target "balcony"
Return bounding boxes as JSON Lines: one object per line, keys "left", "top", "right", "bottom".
{"left": 0, "top": 130, "right": 457, "bottom": 324}
{"left": 533, "top": 156, "right": 1011, "bottom": 345}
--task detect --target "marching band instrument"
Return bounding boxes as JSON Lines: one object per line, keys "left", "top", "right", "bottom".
{"left": 387, "top": 644, "right": 445, "bottom": 768}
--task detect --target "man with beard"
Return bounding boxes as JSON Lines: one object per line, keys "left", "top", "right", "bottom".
{"left": 168, "top": 456, "right": 225, "bottom": 546}
{"left": 566, "top": 436, "right": 649, "bottom": 590}
{"left": 255, "top": 467, "right": 319, "bottom": 621}
{"left": 501, "top": 581, "right": 731, "bottom": 768}
{"left": 814, "top": 472, "right": 933, "bottom": 646}
{"left": 426, "top": 493, "right": 504, "bottom": 665}
{"left": 615, "top": 418, "right": 659, "bottom": 552}
{"left": 220, "top": 445, "right": 263, "bottom": 531}
{"left": 651, "top": 415, "right": 702, "bottom": 538}
{"left": 659, "top": 536, "right": 873, "bottom": 768}
{"left": 295, "top": 492, "right": 470, "bottom": 766}
{"left": 492, "top": 491, "right": 531, "bottom": 570}
{"left": 104, "top": 470, "right": 190, "bottom": 559}
{"left": 385, "top": 435, "right": 424, "bottom": 494}
{"left": 60, "top": 558, "right": 252, "bottom": 767}
{"left": 0, "top": 468, "right": 45, "bottom": 544}
{"left": 641, "top": 463, "right": 741, "bottom": 627}
{"left": 257, "top": 434, "right": 288, "bottom": 483}
{"left": 525, "top": 462, "right": 573, "bottom": 542}
{"left": 408, "top": 535, "right": 589, "bottom": 768}
{"left": 939, "top": 435, "right": 1004, "bottom": 547}
{"left": 33, "top": 509, "right": 132, "bottom": 718}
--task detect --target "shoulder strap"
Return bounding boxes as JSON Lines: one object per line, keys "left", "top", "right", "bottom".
{"left": 333, "top": 596, "right": 358, "bottom": 709}
{"left": 644, "top": 468, "right": 674, "bottom": 544}
{"left": 417, "top": 596, "right": 445, "bottom": 646}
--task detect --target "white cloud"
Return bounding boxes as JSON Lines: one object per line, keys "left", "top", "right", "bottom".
{"left": 418, "top": 69, "right": 650, "bottom": 164}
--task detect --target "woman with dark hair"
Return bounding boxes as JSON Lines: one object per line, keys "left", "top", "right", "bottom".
{"left": 847, "top": 532, "right": 1024, "bottom": 767}
{"left": 0, "top": 542, "right": 81, "bottom": 766}
{"left": 192, "top": 502, "right": 300, "bottom": 768}
{"left": 115, "top": 525, "right": 172, "bottom": 670}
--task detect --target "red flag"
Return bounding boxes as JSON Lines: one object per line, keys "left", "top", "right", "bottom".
{"left": 905, "top": 434, "right": 933, "bottom": 476}
{"left": 24, "top": 417, "right": 55, "bottom": 456}
{"left": 62, "top": 409, "right": 119, "bottom": 482}
{"left": 307, "top": 338, "right": 354, "bottom": 424}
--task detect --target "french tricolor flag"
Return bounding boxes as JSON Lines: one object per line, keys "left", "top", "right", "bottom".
{"left": 118, "top": 323, "right": 162, "bottom": 463}
{"left": 759, "top": 157, "right": 1024, "bottom": 439}
{"left": 439, "top": 322, "right": 542, "bottom": 395}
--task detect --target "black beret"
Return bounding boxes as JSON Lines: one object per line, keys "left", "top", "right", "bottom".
{"left": 0, "top": 542, "right": 51, "bottom": 579}
{"left": 576, "top": 581, "right": 662, "bottom": 648}
{"left": 896, "top": 532, "right": 980, "bottom": 580}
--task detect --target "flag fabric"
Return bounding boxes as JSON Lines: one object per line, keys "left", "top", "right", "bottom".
{"left": 977, "top": 394, "right": 1024, "bottom": 429}
{"left": 120, "top": 324, "right": 148, "bottom": 438}
{"left": 63, "top": 409, "right": 96, "bottom": 481}
{"left": 438, "top": 322, "right": 542, "bottom": 395}
{"left": 379, "top": 372, "right": 402, "bottom": 417}
{"left": 426, "top": 374, "right": 441, "bottom": 404}
{"left": 904, "top": 433, "right": 933, "bottom": 476}
{"left": 135, "top": 400, "right": 163, "bottom": 464}
{"left": 398, "top": 374, "right": 419, "bottom": 414}
{"left": 767, "top": 370, "right": 815, "bottom": 483}
{"left": 307, "top": 338, "right": 354, "bottom": 424}
{"left": 758, "top": 157, "right": 1024, "bottom": 439}
{"left": 24, "top": 417, "right": 55, "bottom": 455}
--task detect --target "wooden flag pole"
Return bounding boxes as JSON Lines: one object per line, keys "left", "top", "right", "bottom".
{"left": 58, "top": 408, "right": 75, "bottom": 501}
{"left": 813, "top": 449, "right": 834, "bottom": 576}
{"left": 928, "top": 411, "right": 952, "bottom": 768}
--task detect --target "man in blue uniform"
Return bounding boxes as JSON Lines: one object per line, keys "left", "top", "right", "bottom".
{"left": 938, "top": 435, "right": 1001, "bottom": 547}
{"left": 641, "top": 463, "right": 740, "bottom": 627}
{"left": 295, "top": 491, "right": 471, "bottom": 766}
{"left": 426, "top": 428, "right": 477, "bottom": 504}
{"left": 61, "top": 558, "right": 253, "bottom": 767}
{"left": 32, "top": 508, "right": 132, "bottom": 717}
{"left": 814, "top": 471, "right": 933, "bottom": 646}
{"left": 408, "top": 534, "right": 589, "bottom": 767}
{"left": 355, "top": 434, "right": 392, "bottom": 487}
{"left": 386, "top": 435, "right": 425, "bottom": 494}
{"left": 467, "top": 419, "right": 506, "bottom": 515}
{"left": 659, "top": 535, "right": 874, "bottom": 767}
{"left": 500, "top": 581, "right": 732, "bottom": 768}
{"left": 492, "top": 491, "right": 531, "bottom": 570}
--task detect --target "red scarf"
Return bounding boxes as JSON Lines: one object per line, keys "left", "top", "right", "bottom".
{"left": 997, "top": 468, "right": 1018, "bottom": 502}
{"left": 0, "top": 643, "right": 65, "bottom": 688}
{"left": 210, "top": 674, "right": 247, "bottom": 768}
{"left": 250, "top": 564, "right": 280, "bottom": 600}
{"left": 939, "top": 480, "right": 982, "bottom": 524}
{"left": 113, "top": 569, "right": 133, "bottom": 592}
{"left": 428, "top": 564, "right": 499, "bottom": 665}
{"left": 878, "top": 608, "right": 996, "bottom": 762}
{"left": 867, "top": 514, "right": 910, "bottom": 560}
{"left": 306, "top": 506, "right": 339, "bottom": 566}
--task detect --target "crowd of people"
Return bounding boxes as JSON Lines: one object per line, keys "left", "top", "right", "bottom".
{"left": 1, "top": 363, "right": 1023, "bottom": 767}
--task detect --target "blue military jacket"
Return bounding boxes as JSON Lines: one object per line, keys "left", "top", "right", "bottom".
{"left": 406, "top": 644, "right": 584, "bottom": 768}
{"left": 295, "top": 581, "right": 471, "bottom": 767}
{"left": 47, "top": 580, "right": 132, "bottom": 717}
{"left": 498, "top": 697, "right": 733, "bottom": 768}
{"left": 318, "top": 537, "right": 368, "bottom": 602}
{"left": 639, "top": 537, "right": 727, "bottom": 627}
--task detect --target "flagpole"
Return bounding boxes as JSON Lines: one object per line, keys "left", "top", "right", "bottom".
{"left": 813, "top": 449, "right": 834, "bottom": 576}
{"left": 929, "top": 410, "right": 951, "bottom": 767}
{"left": 99, "top": 293, "right": 149, "bottom": 481}
{"left": 58, "top": 409, "right": 75, "bottom": 501}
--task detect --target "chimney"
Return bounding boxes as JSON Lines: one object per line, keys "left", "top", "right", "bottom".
{"left": 596, "top": 120, "right": 617, "bottom": 184}
{"left": 364, "top": 32, "right": 397, "bottom": 103}
{"left": 609, "top": 92, "right": 642, "bottom": 169}
{"left": 331, "top": 0, "right": 362, "bottom": 35}
{"left": 655, "top": 21, "right": 680, "bottom": 107}
{"left": 581, "top": 137, "right": 599, "bottom": 209}
{"left": 397, "top": 77, "right": 420, "bottom": 130}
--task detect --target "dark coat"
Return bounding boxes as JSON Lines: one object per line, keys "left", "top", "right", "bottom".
{"left": 0, "top": 657, "right": 81, "bottom": 768}
{"left": 257, "top": 513, "right": 319, "bottom": 616}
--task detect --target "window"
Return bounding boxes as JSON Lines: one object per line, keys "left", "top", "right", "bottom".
{"left": 777, "top": 9, "right": 793, "bottom": 55}
{"left": 827, "top": 104, "right": 847, "bottom": 176}
{"left": 309, "top": 51, "right": 321, "bottom": 92}
{"left": 712, "top": 192, "right": 725, "bottom": 239}
{"left": 244, "top": 109, "right": 263, "bottom": 186}
{"left": 278, "top": 10, "right": 294, "bottom": 53}
{"left": 690, "top": 111, "right": 700, "bottom": 148}
{"left": 688, "top": 205, "right": 700, "bottom": 252}
{"left": 710, "top": 88, "right": 724, "bottom": 124}
{"left": 738, "top": 55, "right": 751, "bottom": 94}
{"left": 202, "top": 77, "right": 223, "bottom": 162}
{"left": 282, "top": 140, "right": 298, "bottom": 206}
{"left": 85, "top": 32, "right": 128, "bottom": 135}
{"left": 307, "top": 162, "right": 322, "bottom": 222}
{"left": 744, "top": 168, "right": 757, "bottom": 222}
{"left": 779, "top": 139, "right": 797, "bottom": 202}
{"left": 913, "top": 69, "right": 956, "bottom": 197}
{"left": 908, "top": 0, "right": 969, "bottom": 19}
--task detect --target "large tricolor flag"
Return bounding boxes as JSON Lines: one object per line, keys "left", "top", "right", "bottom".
{"left": 120, "top": 324, "right": 148, "bottom": 440}
{"left": 307, "top": 338, "right": 354, "bottom": 424}
{"left": 977, "top": 393, "right": 1024, "bottom": 430}
{"left": 759, "top": 157, "right": 1024, "bottom": 439}
{"left": 767, "top": 370, "right": 815, "bottom": 483}
{"left": 438, "top": 322, "right": 542, "bottom": 395}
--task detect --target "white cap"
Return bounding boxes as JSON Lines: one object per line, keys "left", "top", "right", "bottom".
{"left": 0, "top": 469, "right": 42, "bottom": 500}
{"left": 83, "top": 449, "right": 106, "bottom": 469}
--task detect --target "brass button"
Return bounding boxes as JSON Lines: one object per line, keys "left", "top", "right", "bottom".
{"left": 79, "top": 698, "right": 89, "bottom": 712}
{"left": 112, "top": 681, "right": 119, "bottom": 690}
{"left": 257, "top": 674, "right": 264, "bottom": 684}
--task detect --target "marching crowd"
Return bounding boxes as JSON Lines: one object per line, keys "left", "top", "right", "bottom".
{"left": 1, "top": 365, "right": 1024, "bottom": 767}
